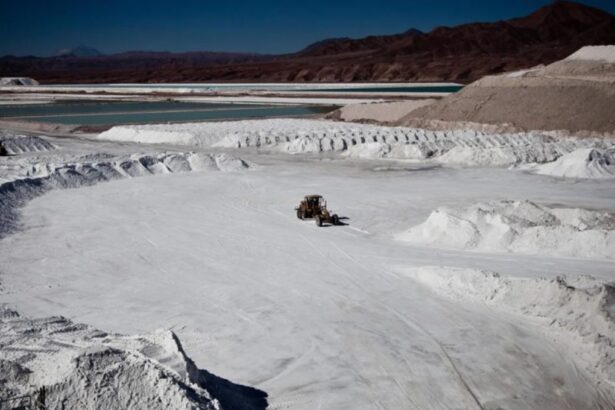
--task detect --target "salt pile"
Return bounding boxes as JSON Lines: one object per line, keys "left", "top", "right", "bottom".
{"left": 0, "top": 305, "right": 266, "bottom": 409}
{"left": 0, "top": 135, "right": 56, "bottom": 154}
{"left": 404, "top": 266, "right": 615, "bottom": 385}
{"left": 396, "top": 200, "right": 615, "bottom": 259}
{"left": 99, "top": 119, "right": 613, "bottom": 168}
{"left": 528, "top": 147, "right": 615, "bottom": 179}
{"left": 0, "top": 77, "right": 39, "bottom": 86}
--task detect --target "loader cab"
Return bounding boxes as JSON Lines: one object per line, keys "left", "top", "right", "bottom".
{"left": 305, "top": 195, "right": 323, "bottom": 209}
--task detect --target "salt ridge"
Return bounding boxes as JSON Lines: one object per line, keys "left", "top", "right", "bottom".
{"left": 0, "top": 151, "right": 248, "bottom": 238}
{"left": 396, "top": 200, "right": 615, "bottom": 259}
{"left": 0, "top": 134, "right": 56, "bottom": 155}
{"left": 405, "top": 266, "right": 615, "bottom": 389}
{"left": 99, "top": 119, "right": 614, "bottom": 169}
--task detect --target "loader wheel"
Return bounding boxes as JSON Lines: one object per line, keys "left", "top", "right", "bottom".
{"left": 332, "top": 214, "right": 339, "bottom": 225}
{"left": 315, "top": 216, "right": 322, "bottom": 227}
{"left": 297, "top": 209, "right": 303, "bottom": 219}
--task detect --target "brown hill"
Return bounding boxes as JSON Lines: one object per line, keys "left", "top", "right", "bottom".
{"left": 398, "top": 46, "right": 615, "bottom": 136}
{"left": 1, "top": 1, "right": 614, "bottom": 83}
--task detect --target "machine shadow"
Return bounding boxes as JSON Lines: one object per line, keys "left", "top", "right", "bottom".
{"left": 321, "top": 216, "right": 350, "bottom": 227}
{"left": 336, "top": 216, "right": 351, "bottom": 226}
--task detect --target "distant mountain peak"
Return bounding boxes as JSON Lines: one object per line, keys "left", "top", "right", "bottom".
{"left": 300, "top": 37, "right": 352, "bottom": 54}
{"left": 510, "top": 0, "right": 613, "bottom": 28}
{"left": 55, "top": 45, "right": 102, "bottom": 57}
{"left": 402, "top": 28, "right": 423, "bottom": 36}
{"left": 300, "top": 27, "right": 423, "bottom": 57}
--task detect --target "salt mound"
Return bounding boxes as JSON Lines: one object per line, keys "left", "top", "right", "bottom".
{"left": 0, "top": 305, "right": 266, "bottom": 409}
{"left": 100, "top": 127, "right": 200, "bottom": 146}
{"left": 343, "top": 142, "right": 391, "bottom": 159}
{"left": 0, "top": 77, "right": 39, "bottom": 86}
{"left": 396, "top": 200, "right": 615, "bottom": 259}
{"left": 342, "top": 141, "right": 433, "bottom": 160}
{"left": 529, "top": 147, "right": 615, "bottom": 179}
{"left": 212, "top": 152, "right": 250, "bottom": 171}
{"left": 405, "top": 266, "right": 615, "bottom": 385}
{"left": 565, "top": 46, "right": 615, "bottom": 63}
{"left": 0, "top": 135, "right": 56, "bottom": 154}
{"left": 280, "top": 136, "right": 325, "bottom": 154}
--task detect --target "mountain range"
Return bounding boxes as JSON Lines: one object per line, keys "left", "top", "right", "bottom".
{"left": 1, "top": 1, "right": 614, "bottom": 84}
{"left": 55, "top": 46, "right": 103, "bottom": 58}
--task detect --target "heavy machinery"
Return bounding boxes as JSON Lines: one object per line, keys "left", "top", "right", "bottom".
{"left": 296, "top": 195, "right": 340, "bottom": 227}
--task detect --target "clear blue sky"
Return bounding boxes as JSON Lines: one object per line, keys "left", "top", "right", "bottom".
{"left": 1, "top": 0, "right": 614, "bottom": 56}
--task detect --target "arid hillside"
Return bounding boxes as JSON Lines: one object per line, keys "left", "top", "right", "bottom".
{"left": 400, "top": 46, "right": 615, "bottom": 136}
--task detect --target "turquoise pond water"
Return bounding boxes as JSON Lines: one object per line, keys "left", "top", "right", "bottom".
{"left": 0, "top": 101, "right": 335, "bottom": 126}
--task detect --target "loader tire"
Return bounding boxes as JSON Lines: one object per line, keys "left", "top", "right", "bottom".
{"left": 315, "top": 216, "right": 322, "bottom": 227}
{"left": 332, "top": 214, "right": 339, "bottom": 225}
{"left": 297, "top": 209, "right": 303, "bottom": 219}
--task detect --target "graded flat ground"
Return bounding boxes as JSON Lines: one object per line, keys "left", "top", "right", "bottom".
{"left": 2, "top": 145, "right": 614, "bottom": 409}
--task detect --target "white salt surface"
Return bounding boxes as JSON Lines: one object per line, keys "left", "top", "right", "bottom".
{"left": 2, "top": 133, "right": 615, "bottom": 408}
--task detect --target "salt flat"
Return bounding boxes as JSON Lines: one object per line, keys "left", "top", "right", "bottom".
{"left": 2, "top": 142, "right": 614, "bottom": 408}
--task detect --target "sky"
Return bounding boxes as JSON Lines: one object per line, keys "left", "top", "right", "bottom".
{"left": 1, "top": 0, "right": 614, "bottom": 57}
